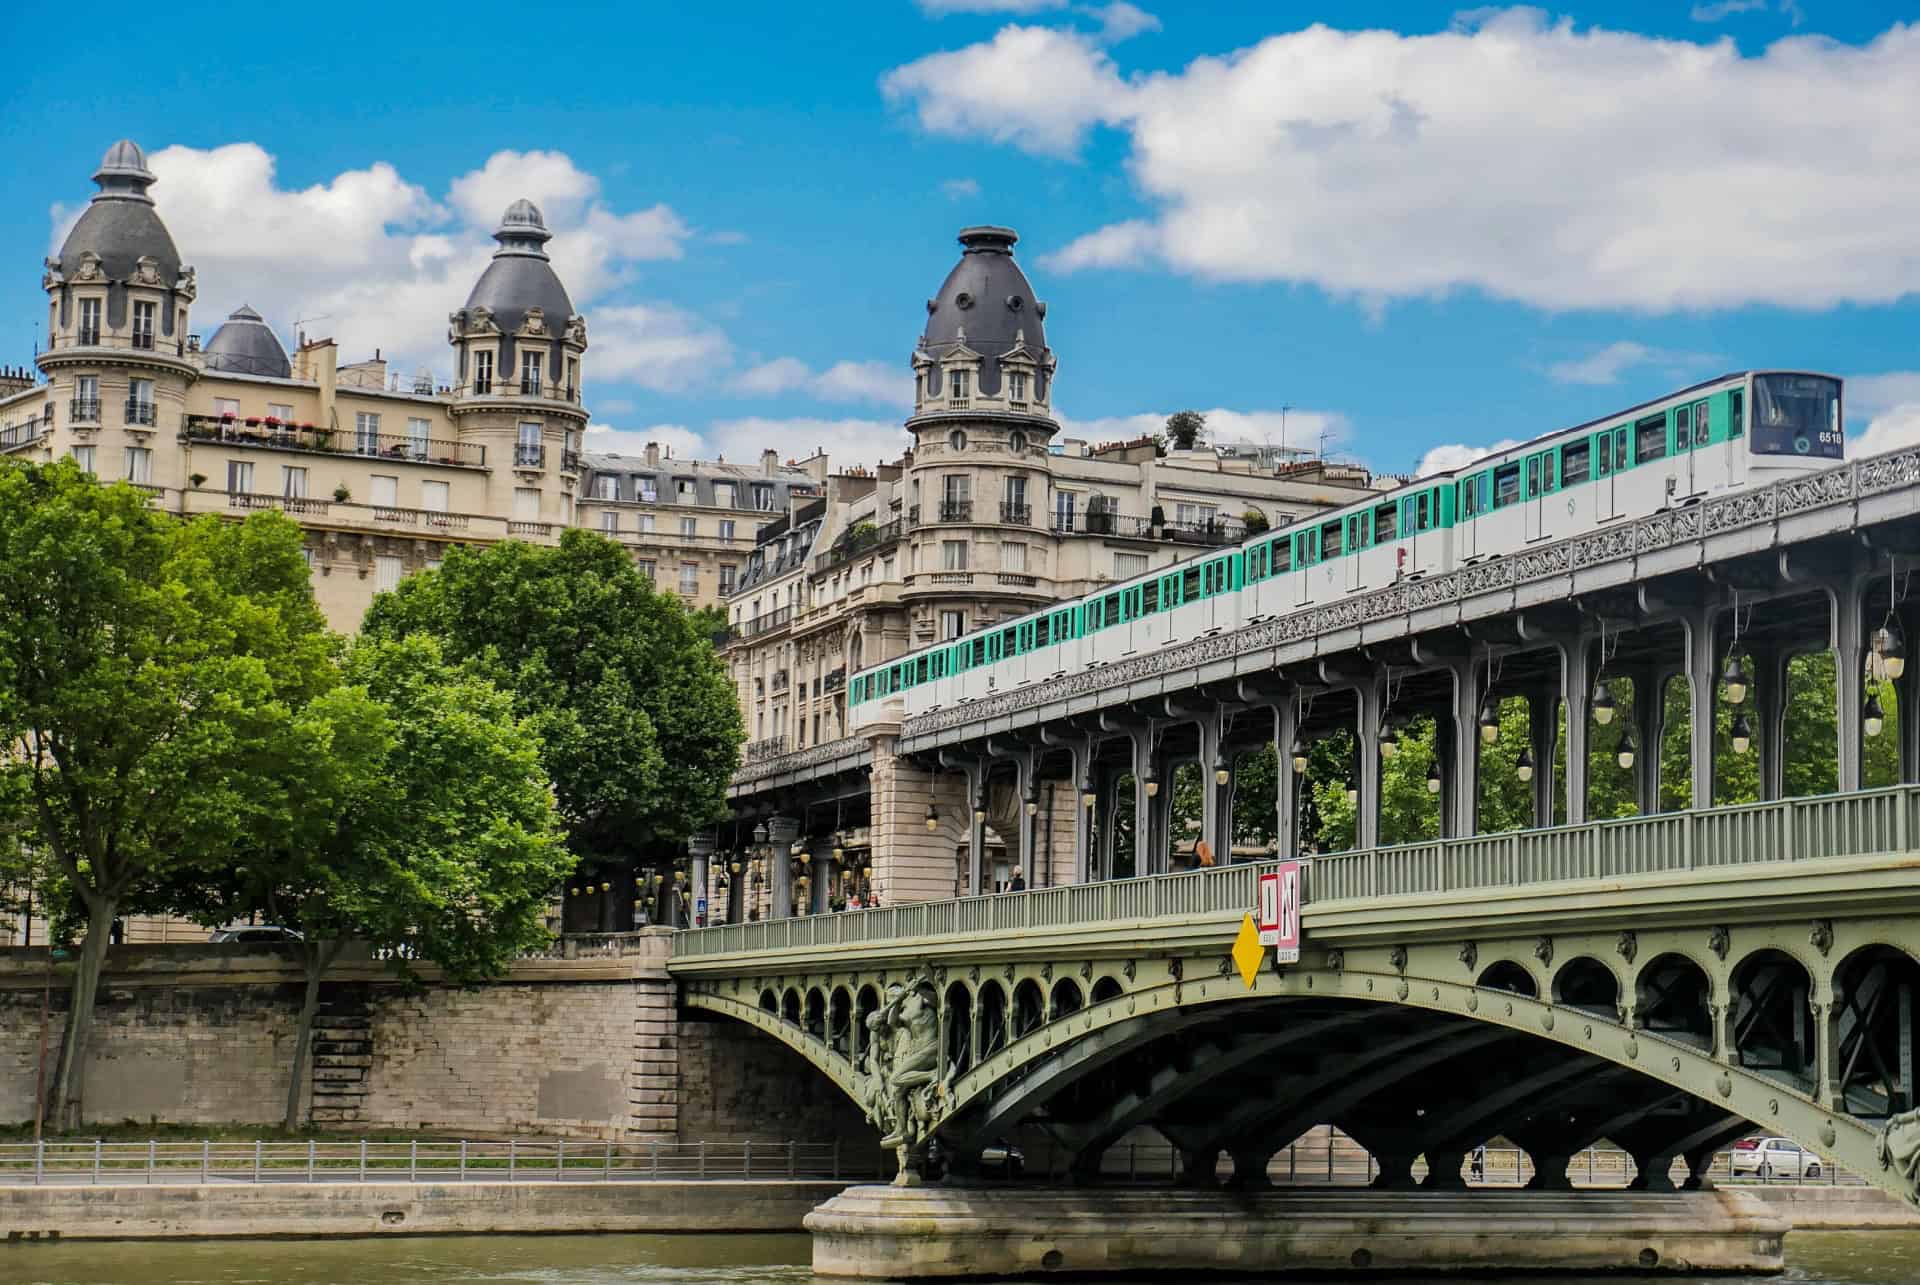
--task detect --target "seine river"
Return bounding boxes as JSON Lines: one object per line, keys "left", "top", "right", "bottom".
{"left": 9, "top": 1230, "right": 1920, "bottom": 1283}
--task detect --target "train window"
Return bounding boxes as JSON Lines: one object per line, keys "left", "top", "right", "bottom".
{"left": 1635, "top": 415, "right": 1667, "bottom": 462}
{"left": 1142, "top": 580, "right": 1161, "bottom": 613}
{"left": 1001, "top": 627, "right": 1018, "bottom": 657}
{"left": 1525, "top": 456, "right": 1541, "bottom": 499}
{"left": 1460, "top": 476, "right": 1480, "bottom": 519}
{"left": 1562, "top": 439, "right": 1591, "bottom": 485}
{"left": 1245, "top": 543, "right": 1269, "bottom": 582}
{"left": 1693, "top": 400, "right": 1711, "bottom": 446}
{"left": 1613, "top": 428, "right": 1629, "bottom": 471}
{"left": 1416, "top": 491, "right": 1434, "bottom": 531}
{"left": 1729, "top": 391, "right": 1744, "bottom": 438}
{"left": 1322, "top": 519, "right": 1344, "bottom": 558}
{"left": 1104, "top": 592, "right": 1122, "bottom": 623}
{"left": 1493, "top": 463, "right": 1520, "bottom": 509}
{"left": 1674, "top": 405, "right": 1691, "bottom": 453}
{"left": 931, "top": 651, "right": 947, "bottom": 679}
{"left": 917, "top": 656, "right": 930, "bottom": 683}
{"left": 1374, "top": 503, "right": 1398, "bottom": 541}
{"left": 1274, "top": 535, "right": 1293, "bottom": 571}
{"left": 1182, "top": 567, "right": 1202, "bottom": 599}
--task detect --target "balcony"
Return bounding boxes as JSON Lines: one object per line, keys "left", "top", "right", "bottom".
{"left": 729, "top": 606, "right": 794, "bottom": 642}
{"left": 938, "top": 499, "right": 973, "bottom": 523}
{"left": 561, "top": 449, "right": 582, "bottom": 473}
{"left": 0, "top": 422, "right": 48, "bottom": 453}
{"left": 453, "top": 380, "right": 582, "bottom": 406}
{"left": 507, "top": 520, "right": 553, "bottom": 536}
{"left": 514, "top": 443, "right": 547, "bottom": 468}
{"left": 44, "top": 330, "right": 192, "bottom": 361}
{"left": 1050, "top": 510, "right": 1248, "bottom": 547}
{"left": 69, "top": 398, "right": 101, "bottom": 424}
{"left": 999, "top": 502, "right": 1031, "bottom": 525}
{"left": 822, "top": 667, "right": 846, "bottom": 694}
{"left": 124, "top": 399, "right": 157, "bottom": 427}
{"left": 770, "top": 669, "right": 791, "bottom": 694}
{"left": 182, "top": 416, "right": 486, "bottom": 467}
{"left": 818, "top": 517, "right": 906, "bottom": 573}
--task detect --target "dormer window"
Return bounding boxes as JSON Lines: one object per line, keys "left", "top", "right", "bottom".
{"left": 949, "top": 369, "right": 970, "bottom": 400}
{"left": 77, "top": 298, "right": 101, "bottom": 347}
{"left": 1009, "top": 372, "right": 1028, "bottom": 403}
{"left": 926, "top": 368, "right": 939, "bottom": 398}
{"left": 594, "top": 475, "right": 617, "bottom": 500}
{"left": 131, "top": 301, "right": 156, "bottom": 351}
{"left": 520, "top": 351, "right": 543, "bottom": 396}
{"left": 474, "top": 350, "right": 493, "bottom": 395}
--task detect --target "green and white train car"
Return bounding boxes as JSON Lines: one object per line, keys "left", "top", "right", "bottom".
{"left": 849, "top": 371, "right": 1843, "bottom": 724}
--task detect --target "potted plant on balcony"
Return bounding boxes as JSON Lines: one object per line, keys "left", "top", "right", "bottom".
{"left": 189, "top": 473, "right": 207, "bottom": 489}
{"left": 333, "top": 484, "right": 352, "bottom": 502}
{"left": 1243, "top": 509, "right": 1270, "bottom": 534}
{"left": 264, "top": 416, "right": 281, "bottom": 430}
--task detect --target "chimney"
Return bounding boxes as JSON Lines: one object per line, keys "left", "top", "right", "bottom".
{"left": 645, "top": 442, "right": 661, "bottom": 466}
{"left": 761, "top": 448, "right": 779, "bottom": 476}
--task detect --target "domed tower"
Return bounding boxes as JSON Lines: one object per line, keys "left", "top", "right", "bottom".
{"left": 446, "top": 199, "right": 590, "bottom": 524}
{"left": 201, "top": 304, "right": 290, "bottom": 378}
{"left": 902, "top": 227, "right": 1060, "bottom": 634}
{"left": 38, "top": 140, "right": 198, "bottom": 475}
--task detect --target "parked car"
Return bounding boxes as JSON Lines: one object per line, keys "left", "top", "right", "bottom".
{"left": 1730, "top": 1136, "right": 1822, "bottom": 1179}
{"left": 207, "top": 926, "right": 303, "bottom": 944}
{"left": 979, "top": 1139, "right": 1025, "bottom": 1177}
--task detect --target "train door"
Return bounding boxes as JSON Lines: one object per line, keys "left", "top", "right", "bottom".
{"left": 1523, "top": 452, "right": 1544, "bottom": 541}
{"left": 1456, "top": 474, "right": 1478, "bottom": 562}
{"left": 1295, "top": 527, "right": 1319, "bottom": 607}
{"left": 1673, "top": 403, "right": 1696, "bottom": 499}
{"left": 1343, "top": 511, "right": 1365, "bottom": 593}
{"left": 1597, "top": 427, "right": 1628, "bottom": 520}
{"left": 1691, "top": 397, "right": 1719, "bottom": 493}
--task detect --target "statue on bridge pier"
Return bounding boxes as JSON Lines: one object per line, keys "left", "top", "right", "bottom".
{"left": 856, "top": 973, "right": 942, "bottom": 1184}
{"left": 1877, "top": 1108, "right": 1920, "bottom": 1206}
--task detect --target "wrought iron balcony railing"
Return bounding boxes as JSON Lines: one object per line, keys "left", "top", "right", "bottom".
{"left": 69, "top": 398, "right": 101, "bottom": 423}
{"left": 124, "top": 399, "right": 157, "bottom": 427}
{"left": 999, "top": 502, "right": 1031, "bottom": 525}
{"left": 514, "top": 443, "right": 547, "bottom": 468}
{"left": 938, "top": 499, "right": 973, "bottom": 523}
{"left": 182, "top": 417, "right": 484, "bottom": 467}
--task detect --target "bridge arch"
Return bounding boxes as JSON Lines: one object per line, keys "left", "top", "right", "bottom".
{"left": 1012, "top": 978, "right": 1045, "bottom": 1039}
{"left": 1831, "top": 942, "right": 1920, "bottom": 1116}
{"left": 1726, "top": 948, "right": 1814, "bottom": 1092}
{"left": 1091, "top": 974, "right": 1125, "bottom": 1004}
{"left": 1553, "top": 956, "right": 1623, "bottom": 1020}
{"left": 944, "top": 980, "right": 974, "bottom": 1075}
{"left": 1050, "top": 977, "right": 1084, "bottom": 1020}
{"left": 804, "top": 987, "right": 827, "bottom": 1042}
{"left": 829, "top": 986, "right": 853, "bottom": 1060}
{"left": 1635, "top": 952, "right": 1713, "bottom": 1050}
{"left": 1477, "top": 960, "right": 1538, "bottom": 997}
{"left": 758, "top": 987, "right": 777, "bottom": 1013}
{"left": 781, "top": 987, "right": 801, "bottom": 1026}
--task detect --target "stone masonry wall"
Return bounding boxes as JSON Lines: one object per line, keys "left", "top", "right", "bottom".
{"left": 869, "top": 730, "right": 970, "bottom": 906}
{"left": 677, "top": 1011, "right": 887, "bottom": 1170}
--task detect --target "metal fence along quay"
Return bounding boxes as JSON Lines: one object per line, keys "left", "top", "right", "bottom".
{"left": 0, "top": 1136, "right": 1866, "bottom": 1191}
{"left": 0, "top": 1139, "right": 875, "bottom": 1187}
{"left": 674, "top": 784, "right": 1920, "bottom": 957}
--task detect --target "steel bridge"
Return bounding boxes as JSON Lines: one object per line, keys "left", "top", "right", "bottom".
{"left": 672, "top": 784, "right": 1920, "bottom": 1204}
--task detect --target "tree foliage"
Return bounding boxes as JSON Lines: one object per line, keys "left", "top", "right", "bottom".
{"left": 1164, "top": 410, "right": 1207, "bottom": 451}
{"left": 361, "top": 529, "right": 741, "bottom": 863}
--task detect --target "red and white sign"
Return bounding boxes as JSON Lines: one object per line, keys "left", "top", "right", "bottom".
{"left": 1273, "top": 861, "right": 1303, "bottom": 963}
{"left": 1256, "top": 870, "right": 1281, "bottom": 946}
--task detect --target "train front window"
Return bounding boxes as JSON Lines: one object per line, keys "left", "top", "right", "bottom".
{"left": 1752, "top": 374, "right": 1842, "bottom": 459}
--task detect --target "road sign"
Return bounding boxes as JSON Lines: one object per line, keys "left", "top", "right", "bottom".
{"left": 1274, "top": 861, "right": 1303, "bottom": 964}
{"left": 1256, "top": 871, "right": 1281, "bottom": 946}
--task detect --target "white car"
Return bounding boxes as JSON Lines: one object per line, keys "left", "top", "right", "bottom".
{"left": 1729, "top": 1136, "right": 1822, "bottom": 1179}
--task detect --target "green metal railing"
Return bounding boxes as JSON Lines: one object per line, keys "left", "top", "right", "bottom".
{"left": 673, "top": 785, "right": 1920, "bottom": 959}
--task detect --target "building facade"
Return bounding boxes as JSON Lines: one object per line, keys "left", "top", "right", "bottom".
{"left": 3, "top": 141, "right": 814, "bottom": 633}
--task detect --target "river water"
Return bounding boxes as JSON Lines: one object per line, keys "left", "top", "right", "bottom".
{"left": 9, "top": 1230, "right": 1920, "bottom": 1283}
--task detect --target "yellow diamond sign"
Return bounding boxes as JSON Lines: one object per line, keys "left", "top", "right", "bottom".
{"left": 1232, "top": 913, "right": 1264, "bottom": 989}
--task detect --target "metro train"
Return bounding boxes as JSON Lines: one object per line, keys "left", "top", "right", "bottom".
{"left": 848, "top": 370, "right": 1845, "bottom": 723}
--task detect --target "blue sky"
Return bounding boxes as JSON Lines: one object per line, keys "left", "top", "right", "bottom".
{"left": 4, "top": 1, "right": 1919, "bottom": 475}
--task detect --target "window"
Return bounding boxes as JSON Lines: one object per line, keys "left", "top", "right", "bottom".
{"left": 949, "top": 429, "right": 968, "bottom": 451}
{"left": 226, "top": 459, "right": 252, "bottom": 493}
{"left": 131, "top": 300, "right": 156, "bottom": 350}
{"left": 1635, "top": 414, "right": 1668, "bottom": 463}
{"left": 514, "top": 487, "right": 540, "bottom": 522}
{"left": 1008, "top": 430, "right": 1027, "bottom": 453}
{"left": 407, "top": 417, "right": 431, "bottom": 460}
{"left": 521, "top": 350, "right": 543, "bottom": 395}
{"left": 1613, "top": 427, "right": 1630, "bottom": 472}
{"left": 1493, "top": 462, "right": 1521, "bottom": 508}
{"left": 641, "top": 514, "right": 656, "bottom": 534}
{"left": 1561, "top": 439, "right": 1591, "bottom": 486}
{"left": 1526, "top": 455, "right": 1543, "bottom": 497}
{"left": 1730, "top": 390, "right": 1745, "bottom": 439}
{"left": 638, "top": 560, "right": 656, "bottom": 581}
{"left": 268, "top": 402, "right": 294, "bottom": 424}
{"left": 1009, "top": 371, "right": 1028, "bottom": 402}
{"left": 719, "top": 564, "right": 737, "bottom": 595}
{"left": 679, "top": 562, "right": 699, "bottom": 595}
{"left": 1416, "top": 491, "right": 1434, "bottom": 531}
{"left": 1460, "top": 475, "right": 1481, "bottom": 519}
{"left": 590, "top": 475, "right": 614, "bottom": 501}
{"left": 940, "top": 610, "right": 966, "bottom": 639}
{"left": 73, "top": 375, "right": 100, "bottom": 422}
{"left": 1054, "top": 490, "right": 1077, "bottom": 531}
{"left": 72, "top": 446, "right": 97, "bottom": 474}
{"left": 283, "top": 466, "right": 308, "bottom": 499}
{"left": 301, "top": 548, "right": 316, "bottom": 570}
{"left": 375, "top": 555, "right": 404, "bottom": 593}
{"left": 1005, "top": 475, "right": 1028, "bottom": 512}
{"left": 565, "top": 357, "right": 578, "bottom": 398}
{"left": 1673, "top": 405, "right": 1692, "bottom": 453}
{"left": 713, "top": 482, "right": 736, "bottom": 508}
{"left": 1373, "top": 503, "right": 1398, "bottom": 541}
{"left": 943, "top": 474, "right": 970, "bottom": 502}
{"left": 1752, "top": 374, "right": 1842, "bottom": 459}
{"left": 638, "top": 476, "right": 660, "bottom": 502}
{"left": 1114, "top": 552, "right": 1148, "bottom": 579}
{"left": 370, "top": 475, "right": 398, "bottom": 508}
{"left": 1693, "top": 400, "right": 1711, "bottom": 447}
{"left": 473, "top": 350, "right": 493, "bottom": 394}
{"left": 355, "top": 412, "right": 380, "bottom": 454}
{"left": 942, "top": 540, "right": 969, "bottom": 571}
{"left": 752, "top": 484, "right": 774, "bottom": 511}
{"left": 1320, "top": 518, "right": 1344, "bottom": 557}
{"left": 719, "top": 519, "right": 736, "bottom": 540}
{"left": 77, "top": 298, "right": 101, "bottom": 346}
{"left": 677, "top": 477, "right": 698, "bottom": 501}
{"left": 1001, "top": 542, "right": 1027, "bottom": 572}
{"left": 601, "top": 510, "right": 619, "bottom": 534}
{"left": 213, "top": 397, "right": 241, "bottom": 419}
{"left": 112, "top": 445, "right": 145, "bottom": 484}
{"left": 1176, "top": 502, "right": 1217, "bottom": 529}
{"left": 949, "top": 368, "right": 970, "bottom": 400}
{"left": 680, "top": 517, "right": 697, "bottom": 538}
{"left": 421, "top": 480, "right": 449, "bottom": 512}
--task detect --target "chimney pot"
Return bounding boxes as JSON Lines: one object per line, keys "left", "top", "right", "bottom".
{"left": 645, "top": 442, "right": 660, "bottom": 466}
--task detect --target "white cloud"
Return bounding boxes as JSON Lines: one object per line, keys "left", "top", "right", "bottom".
{"left": 581, "top": 416, "right": 907, "bottom": 470}
{"left": 120, "top": 142, "right": 695, "bottom": 386}
{"left": 1691, "top": 0, "right": 1767, "bottom": 20}
{"left": 589, "top": 304, "right": 731, "bottom": 392}
{"left": 736, "top": 357, "right": 910, "bottom": 408}
{"left": 1548, "top": 341, "right": 1659, "bottom": 386}
{"left": 941, "top": 177, "right": 983, "bottom": 199}
{"left": 1412, "top": 439, "right": 1524, "bottom": 478}
{"left": 1057, "top": 406, "right": 1346, "bottom": 455}
{"left": 1089, "top": 2, "right": 1159, "bottom": 42}
{"left": 584, "top": 421, "right": 709, "bottom": 461}
{"left": 889, "top": 13, "right": 1920, "bottom": 312}
{"left": 883, "top": 25, "right": 1131, "bottom": 158}
{"left": 1849, "top": 372, "right": 1920, "bottom": 457}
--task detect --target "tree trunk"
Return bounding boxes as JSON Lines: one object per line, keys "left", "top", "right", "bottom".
{"left": 284, "top": 939, "right": 340, "bottom": 1132}
{"left": 47, "top": 895, "right": 117, "bottom": 1132}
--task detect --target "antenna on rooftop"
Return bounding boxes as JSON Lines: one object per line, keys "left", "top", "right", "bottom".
{"left": 293, "top": 312, "right": 332, "bottom": 347}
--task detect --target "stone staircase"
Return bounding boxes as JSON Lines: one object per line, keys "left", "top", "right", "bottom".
{"left": 308, "top": 987, "right": 373, "bottom": 1125}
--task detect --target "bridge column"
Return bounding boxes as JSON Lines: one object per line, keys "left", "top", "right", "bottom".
{"left": 1753, "top": 642, "right": 1790, "bottom": 802}
{"left": 1147, "top": 749, "right": 1174, "bottom": 873}
{"left": 1898, "top": 604, "right": 1920, "bottom": 784}
{"left": 1199, "top": 706, "right": 1232, "bottom": 863}
{"left": 767, "top": 815, "right": 800, "bottom": 919}
{"left": 1065, "top": 736, "right": 1096, "bottom": 884}
{"left": 811, "top": 842, "right": 833, "bottom": 914}
{"left": 1013, "top": 749, "right": 1039, "bottom": 887}
{"left": 1095, "top": 766, "right": 1120, "bottom": 881}
{"left": 688, "top": 833, "right": 714, "bottom": 929}
{"left": 1128, "top": 727, "right": 1158, "bottom": 878}
{"left": 1527, "top": 686, "right": 1557, "bottom": 828}
{"left": 1683, "top": 604, "right": 1719, "bottom": 810}
{"left": 1443, "top": 660, "right": 1481, "bottom": 839}
{"left": 1559, "top": 635, "right": 1593, "bottom": 826}
{"left": 1356, "top": 676, "right": 1385, "bottom": 851}
{"left": 1625, "top": 667, "right": 1670, "bottom": 813}
{"left": 963, "top": 759, "right": 988, "bottom": 897}
{"left": 1833, "top": 575, "right": 1869, "bottom": 793}
{"left": 1275, "top": 700, "right": 1302, "bottom": 859}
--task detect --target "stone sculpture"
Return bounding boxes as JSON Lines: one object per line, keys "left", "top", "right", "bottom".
{"left": 855, "top": 973, "right": 942, "bottom": 1184}
{"left": 1877, "top": 1108, "right": 1920, "bottom": 1206}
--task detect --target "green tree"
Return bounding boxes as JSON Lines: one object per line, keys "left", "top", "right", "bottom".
{"left": 361, "top": 529, "right": 742, "bottom": 869}
{"left": 0, "top": 463, "right": 335, "bottom": 1128}
{"left": 176, "top": 636, "right": 569, "bottom": 1128}
{"left": 1164, "top": 410, "right": 1207, "bottom": 451}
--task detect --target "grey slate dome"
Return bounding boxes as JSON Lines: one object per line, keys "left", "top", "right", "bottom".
{"left": 202, "top": 305, "right": 291, "bottom": 378}
{"left": 460, "top": 199, "right": 576, "bottom": 362}
{"left": 920, "top": 226, "right": 1050, "bottom": 397}
{"left": 56, "top": 139, "right": 182, "bottom": 287}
